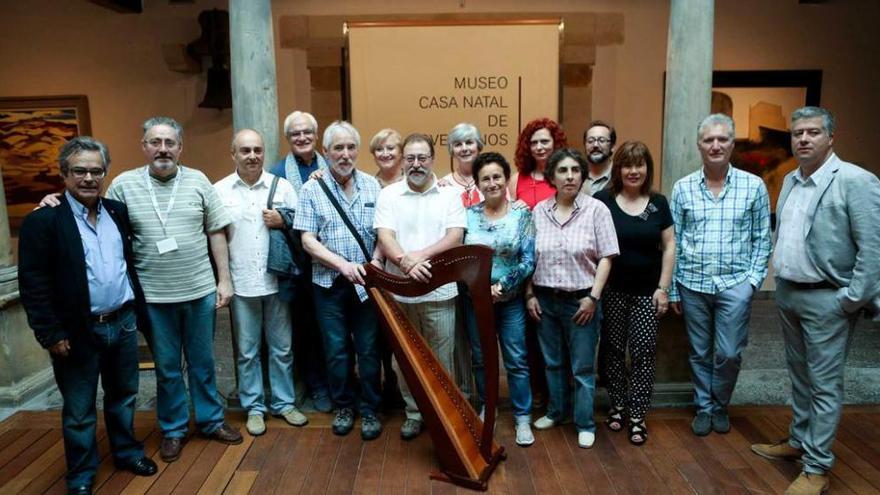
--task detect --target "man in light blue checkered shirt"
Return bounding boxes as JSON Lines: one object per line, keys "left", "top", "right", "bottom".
{"left": 669, "top": 114, "right": 771, "bottom": 437}
{"left": 293, "top": 121, "right": 384, "bottom": 442}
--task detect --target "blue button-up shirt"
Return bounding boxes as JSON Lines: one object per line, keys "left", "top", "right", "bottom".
{"left": 669, "top": 166, "right": 771, "bottom": 301}
{"left": 66, "top": 192, "right": 135, "bottom": 313}
{"left": 292, "top": 171, "right": 381, "bottom": 301}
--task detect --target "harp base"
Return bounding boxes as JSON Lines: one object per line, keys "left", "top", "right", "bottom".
{"left": 429, "top": 446, "right": 507, "bottom": 491}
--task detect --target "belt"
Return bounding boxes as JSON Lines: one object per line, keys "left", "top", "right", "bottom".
{"left": 92, "top": 301, "right": 134, "bottom": 324}
{"left": 780, "top": 279, "right": 836, "bottom": 291}
{"left": 534, "top": 286, "right": 592, "bottom": 299}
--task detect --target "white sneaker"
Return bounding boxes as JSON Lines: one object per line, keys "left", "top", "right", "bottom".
{"left": 533, "top": 415, "right": 557, "bottom": 430}
{"left": 515, "top": 422, "right": 535, "bottom": 446}
{"left": 578, "top": 431, "right": 595, "bottom": 449}
{"left": 246, "top": 414, "right": 266, "bottom": 436}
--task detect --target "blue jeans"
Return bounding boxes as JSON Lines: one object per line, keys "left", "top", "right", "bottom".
{"left": 535, "top": 290, "right": 601, "bottom": 433}
{"left": 464, "top": 296, "right": 532, "bottom": 421}
{"left": 146, "top": 293, "right": 225, "bottom": 437}
{"left": 52, "top": 306, "right": 142, "bottom": 489}
{"left": 230, "top": 293, "right": 296, "bottom": 415}
{"left": 678, "top": 281, "right": 754, "bottom": 414}
{"left": 312, "top": 278, "right": 381, "bottom": 415}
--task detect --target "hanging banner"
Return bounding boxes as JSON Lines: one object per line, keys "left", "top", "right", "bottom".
{"left": 347, "top": 20, "right": 561, "bottom": 172}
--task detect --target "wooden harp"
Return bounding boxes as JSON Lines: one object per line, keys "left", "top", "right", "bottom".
{"left": 364, "top": 245, "right": 505, "bottom": 490}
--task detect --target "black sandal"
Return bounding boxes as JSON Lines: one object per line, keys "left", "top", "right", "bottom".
{"left": 604, "top": 407, "right": 625, "bottom": 432}
{"left": 628, "top": 418, "right": 648, "bottom": 446}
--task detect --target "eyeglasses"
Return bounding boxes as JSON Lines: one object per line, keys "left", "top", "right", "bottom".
{"left": 144, "top": 138, "right": 180, "bottom": 149}
{"left": 403, "top": 154, "right": 431, "bottom": 165}
{"left": 287, "top": 130, "right": 315, "bottom": 138}
{"left": 585, "top": 137, "right": 611, "bottom": 145}
{"left": 69, "top": 167, "right": 106, "bottom": 179}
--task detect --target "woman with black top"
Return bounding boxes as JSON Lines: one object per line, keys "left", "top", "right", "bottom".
{"left": 593, "top": 141, "right": 675, "bottom": 446}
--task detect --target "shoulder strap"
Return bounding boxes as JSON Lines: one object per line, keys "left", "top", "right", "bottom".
{"left": 267, "top": 175, "right": 280, "bottom": 209}
{"left": 317, "top": 178, "right": 372, "bottom": 261}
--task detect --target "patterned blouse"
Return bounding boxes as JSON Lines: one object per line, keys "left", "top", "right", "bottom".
{"left": 464, "top": 203, "right": 536, "bottom": 301}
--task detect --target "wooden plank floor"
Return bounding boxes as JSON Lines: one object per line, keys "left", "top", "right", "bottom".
{"left": 1, "top": 406, "right": 880, "bottom": 494}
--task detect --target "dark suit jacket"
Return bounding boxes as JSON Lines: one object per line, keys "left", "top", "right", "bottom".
{"left": 18, "top": 195, "right": 150, "bottom": 349}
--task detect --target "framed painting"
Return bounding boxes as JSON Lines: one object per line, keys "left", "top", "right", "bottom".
{"left": 0, "top": 95, "right": 91, "bottom": 230}
{"left": 711, "top": 70, "right": 822, "bottom": 221}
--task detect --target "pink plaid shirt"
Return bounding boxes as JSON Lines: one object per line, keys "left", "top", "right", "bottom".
{"left": 533, "top": 193, "right": 619, "bottom": 291}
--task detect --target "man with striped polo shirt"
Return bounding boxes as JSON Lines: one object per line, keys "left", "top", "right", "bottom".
{"left": 106, "top": 116, "right": 243, "bottom": 461}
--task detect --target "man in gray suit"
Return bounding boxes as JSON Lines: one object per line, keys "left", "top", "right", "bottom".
{"left": 751, "top": 106, "right": 880, "bottom": 495}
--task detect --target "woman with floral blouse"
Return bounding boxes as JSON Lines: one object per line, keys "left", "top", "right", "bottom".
{"left": 462, "top": 151, "right": 536, "bottom": 447}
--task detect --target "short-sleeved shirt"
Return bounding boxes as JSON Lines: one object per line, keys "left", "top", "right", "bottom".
{"left": 464, "top": 203, "right": 535, "bottom": 300}
{"left": 293, "top": 171, "right": 381, "bottom": 301}
{"left": 594, "top": 190, "right": 673, "bottom": 295}
{"left": 532, "top": 193, "right": 619, "bottom": 291}
{"left": 374, "top": 176, "right": 467, "bottom": 303}
{"left": 106, "top": 165, "right": 231, "bottom": 303}
{"left": 214, "top": 171, "right": 297, "bottom": 297}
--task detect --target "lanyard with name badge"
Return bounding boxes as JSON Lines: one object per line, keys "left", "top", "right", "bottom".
{"left": 143, "top": 165, "right": 183, "bottom": 255}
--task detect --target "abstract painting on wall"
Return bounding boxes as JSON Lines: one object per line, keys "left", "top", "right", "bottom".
{"left": 0, "top": 95, "right": 91, "bottom": 230}
{"left": 711, "top": 71, "right": 822, "bottom": 222}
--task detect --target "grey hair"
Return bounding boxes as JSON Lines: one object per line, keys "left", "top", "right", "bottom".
{"left": 791, "top": 106, "right": 835, "bottom": 135}
{"left": 283, "top": 111, "right": 318, "bottom": 136}
{"left": 142, "top": 116, "right": 183, "bottom": 142}
{"left": 697, "top": 113, "right": 735, "bottom": 140}
{"left": 447, "top": 122, "right": 484, "bottom": 154}
{"left": 59, "top": 136, "right": 110, "bottom": 173}
{"left": 230, "top": 128, "right": 263, "bottom": 151}
{"left": 322, "top": 120, "right": 361, "bottom": 150}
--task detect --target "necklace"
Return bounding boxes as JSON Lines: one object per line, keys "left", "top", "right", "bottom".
{"left": 452, "top": 171, "right": 475, "bottom": 190}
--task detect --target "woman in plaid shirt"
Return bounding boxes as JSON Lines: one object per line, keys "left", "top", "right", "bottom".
{"left": 525, "top": 148, "right": 620, "bottom": 449}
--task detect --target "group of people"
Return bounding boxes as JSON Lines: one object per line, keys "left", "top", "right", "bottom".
{"left": 17, "top": 105, "right": 879, "bottom": 495}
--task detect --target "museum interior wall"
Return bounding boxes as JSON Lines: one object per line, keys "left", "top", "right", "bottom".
{"left": 0, "top": 0, "right": 877, "bottom": 407}
{"left": 0, "top": 0, "right": 877, "bottom": 192}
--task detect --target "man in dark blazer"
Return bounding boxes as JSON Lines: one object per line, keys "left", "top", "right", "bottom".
{"left": 18, "top": 136, "right": 157, "bottom": 495}
{"left": 751, "top": 107, "right": 880, "bottom": 495}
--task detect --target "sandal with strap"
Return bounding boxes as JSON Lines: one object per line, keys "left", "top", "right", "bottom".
{"left": 604, "top": 407, "right": 625, "bottom": 432}
{"left": 628, "top": 417, "right": 648, "bottom": 446}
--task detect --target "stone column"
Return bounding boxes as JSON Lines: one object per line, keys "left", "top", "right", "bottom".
{"left": 654, "top": 0, "right": 714, "bottom": 405}
{"left": 661, "top": 0, "right": 714, "bottom": 194}
{"left": 229, "top": 0, "right": 280, "bottom": 163}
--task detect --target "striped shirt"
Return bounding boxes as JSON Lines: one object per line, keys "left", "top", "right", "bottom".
{"left": 669, "top": 165, "right": 771, "bottom": 301}
{"left": 293, "top": 170, "right": 381, "bottom": 301}
{"left": 106, "top": 165, "right": 231, "bottom": 303}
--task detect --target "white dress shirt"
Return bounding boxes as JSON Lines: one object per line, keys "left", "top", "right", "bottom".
{"left": 773, "top": 155, "right": 834, "bottom": 283}
{"left": 214, "top": 171, "right": 298, "bottom": 297}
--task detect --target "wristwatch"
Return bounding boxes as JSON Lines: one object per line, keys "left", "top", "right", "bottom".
{"left": 587, "top": 294, "right": 600, "bottom": 304}
{"left": 657, "top": 285, "right": 669, "bottom": 294}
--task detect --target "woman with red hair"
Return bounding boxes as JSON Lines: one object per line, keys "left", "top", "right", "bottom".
{"left": 508, "top": 118, "right": 568, "bottom": 209}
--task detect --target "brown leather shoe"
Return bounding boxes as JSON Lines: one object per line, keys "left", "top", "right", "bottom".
{"left": 784, "top": 472, "right": 829, "bottom": 495}
{"left": 159, "top": 437, "right": 185, "bottom": 462}
{"left": 203, "top": 422, "right": 243, "bottom": 445}
{"left": 751, "top": 439, "right": 803, "bottom": 461}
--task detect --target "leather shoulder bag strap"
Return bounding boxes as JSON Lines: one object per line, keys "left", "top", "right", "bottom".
{"left": 316, "top": 178, "right": 372, "bottom": 261}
